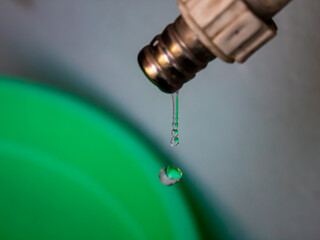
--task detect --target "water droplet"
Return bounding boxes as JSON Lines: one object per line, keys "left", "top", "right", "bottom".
{"left": 171, "top": 129, "right": 178, "bottom": 137}
{"left": 159, "top": 166, "right": 182, "bottom": 186}
{"left": 170, "top": 137, "right": 179, "bottom": 147}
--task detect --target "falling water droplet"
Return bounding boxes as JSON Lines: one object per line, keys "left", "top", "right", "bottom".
{"left": 172, "top": 122, "right": 179, "bottom": 128}
{"left": 170, "top": 137, "right": 179, "bottom": 147}
{"left": 171, "top": 129, "right": 179, "bottom": 137}
{"left": 159, "top": 166, "right": 183, "bottom": 186}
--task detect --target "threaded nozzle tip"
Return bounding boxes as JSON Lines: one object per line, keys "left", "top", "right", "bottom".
{"left": 138, "top": 16, "right": 215, "bottom": 93}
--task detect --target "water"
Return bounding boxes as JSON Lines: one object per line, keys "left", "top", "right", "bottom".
{"left": 170, "top": 91, "right": 179, "bottom": 147}
{"left": 159, "top": 91, "right": 183, "bottom": 186}
{"left": 159, "top": 166, "right": 183, "bottom": 186}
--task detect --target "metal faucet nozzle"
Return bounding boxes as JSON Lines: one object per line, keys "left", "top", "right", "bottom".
{"left": 138, "top": 0, "right": 291, "bottom": 93}
{"left": 138, "top": 16, "right": 215, "bottom": 93}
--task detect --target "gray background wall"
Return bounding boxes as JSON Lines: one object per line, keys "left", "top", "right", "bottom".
{"left": 0, "top": 1, "right": 319, "bottom": 239}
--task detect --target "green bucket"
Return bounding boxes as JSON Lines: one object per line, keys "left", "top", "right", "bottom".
{"left": 0, "top": 76, "right": 206, "bottom": 240}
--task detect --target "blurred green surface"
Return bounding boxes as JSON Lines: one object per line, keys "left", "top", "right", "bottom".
{"left": 0, "top": 76, "right": 201, "bottom": 240}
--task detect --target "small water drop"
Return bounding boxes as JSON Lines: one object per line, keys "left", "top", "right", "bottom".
{"left": 170, "top": 137, "right": 179, "bottom": 147}
{"left": 159, "top": 166, "right": 182, "bottom": 186}
{"left": 171, "top": 129, "right": 178, "bottom": 137}
{"left": 172, "top": 122, "right": 179, "bottom": 129}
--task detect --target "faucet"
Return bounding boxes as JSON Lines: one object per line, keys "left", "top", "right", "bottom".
{"left": 138, "top": 0, "right": 291, "bottom": 93}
